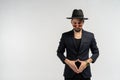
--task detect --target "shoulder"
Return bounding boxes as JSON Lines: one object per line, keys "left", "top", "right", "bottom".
{"left": 62, "top": 30, "right": 73, "bottom": 36}
{"left": 83, "top": 30, "right": 94, "bottom": 37}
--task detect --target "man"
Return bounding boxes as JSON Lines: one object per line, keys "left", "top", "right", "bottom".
{"left": 57, "top": 9, "right": 99, "bottom": 80}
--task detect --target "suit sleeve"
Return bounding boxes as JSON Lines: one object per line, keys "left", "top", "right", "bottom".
{"left": 90, "top": 33, "right": 99, "bottom": 63}
{"left": 57, "top": 33, "right": 66, "bottom": 64}
{"left": 57, "top": 34, "right": 66, "bottom": 64}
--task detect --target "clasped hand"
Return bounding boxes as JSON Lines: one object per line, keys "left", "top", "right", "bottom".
{"left": 67, "top": 59, "right": 88, "bottom": 74}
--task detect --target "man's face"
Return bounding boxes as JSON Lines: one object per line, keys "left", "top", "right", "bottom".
{"left": 71, "top": 18, "right": 84, "bottom": 32}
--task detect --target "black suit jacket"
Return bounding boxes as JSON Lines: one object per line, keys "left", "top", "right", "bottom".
{"left": 57, "top": 29, "right": 99, "bottom": 78}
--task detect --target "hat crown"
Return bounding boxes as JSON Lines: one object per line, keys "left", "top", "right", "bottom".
{"left": 66, "top": 9, "right": 88, "bottom": 20}
{"left": 72, "top": 9, "right": 84, "bottom": 17}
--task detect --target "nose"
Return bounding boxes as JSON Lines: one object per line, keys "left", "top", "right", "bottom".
{"left": 75, "top": 24, "right": 79, "bottom": 28}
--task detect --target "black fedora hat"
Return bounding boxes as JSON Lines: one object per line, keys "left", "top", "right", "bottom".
{"left": 66, "top": 9, "right": 88, "bottom": 20}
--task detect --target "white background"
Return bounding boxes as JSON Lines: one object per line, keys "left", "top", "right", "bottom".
{"left": 0, "top": 0, "right": 120, "bottom": 80}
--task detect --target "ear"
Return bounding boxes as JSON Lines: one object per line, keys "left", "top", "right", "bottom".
{"left": 71, "top": 19, "right": 73, "bottom": 24}
{"left": 82, "top": 19, "right": 84, "bottom": 23}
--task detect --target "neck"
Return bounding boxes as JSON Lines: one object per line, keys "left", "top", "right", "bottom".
{"left": 74, "top": 29, "right": 82, "bottom": 39}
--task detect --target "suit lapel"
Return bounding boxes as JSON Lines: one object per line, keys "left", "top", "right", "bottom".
{"left": 69, "top": 30, "right": 78, "bottom": 51}
{"left": 70, "top": 29, "right": 87, "bottom": 53}
{"left": 79, "top": 30, "right": 86, "bottom": 51}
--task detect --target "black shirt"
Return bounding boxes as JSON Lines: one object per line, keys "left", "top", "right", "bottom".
{"left": 74, "top": 38, "right": 82, "bottom": 69}
{"left": 74, "top": 38, "right": 81, "bottom": 52}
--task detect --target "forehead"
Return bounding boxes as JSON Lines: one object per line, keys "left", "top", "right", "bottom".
{"left": 71, "top": 18, "right": 83, "bottom": 22}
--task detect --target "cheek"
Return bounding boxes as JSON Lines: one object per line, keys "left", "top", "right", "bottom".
{"left": 73, "top": 25, "right": 76, "bottom": 27}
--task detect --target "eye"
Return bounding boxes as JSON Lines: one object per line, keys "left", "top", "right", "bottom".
{"left": 73, "top": 22, "right": 77, "bottom": 24}
{"left": 78, "top": 21, "right": 82, "bottom": 24}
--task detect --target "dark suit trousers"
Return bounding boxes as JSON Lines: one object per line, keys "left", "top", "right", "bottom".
{"left": 64, "top": 74, "right": 91, "bottom": 80}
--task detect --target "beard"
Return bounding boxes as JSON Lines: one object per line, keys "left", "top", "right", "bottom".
{"left": 74, "top": 28, "right": 82, "bottom": 32}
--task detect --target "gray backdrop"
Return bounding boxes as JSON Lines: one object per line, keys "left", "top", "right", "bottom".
{"left": 0, "top": 0, "right": 120, "bottom": 80}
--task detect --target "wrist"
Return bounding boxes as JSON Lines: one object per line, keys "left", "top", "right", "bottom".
{"left": 64, "top": 59, "right": 70, "bottom": 64}
{"left": 86, "top": 58, "right": 93, "bottom": 63}
{"left": 85, "top": 60, "right": 90, "bottom": 66}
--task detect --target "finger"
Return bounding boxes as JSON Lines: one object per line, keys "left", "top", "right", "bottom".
{"left": 69, "top": 64, "right": 78, "bottom": 73}
{"left": 80, "top": 66, "right": 86, "bottom": 72}
{"left": 78, "top": 65, "right": 84, "bottom": 73}
{"left": 72, "top": 67, "right": 78, "bottom": 73}
{"left": 71, "top": 61, "right": 80, "bottom": 73}
{"left": 78, "top": 69, "right": 82, "bottom": 73}
{"left": 74, "top": 65, "right": 79, "bottom": 72}
{"left": 72, "top": 63, "right": 79, "bottom": 71}
{"left": 79, "top": 68, "right": 83, "bottom": 73}
{"left": 73, "top": 64, "right": 80, "bottom": 73}
{"left": 77, "top": 59, "right": 81, "bottom": 62}
{"left": 79, "top": 60, "right": 83, "bottom": 63}
{"left": 75, "top": 59, "right": 79, "bottom": 62}
{"left": 76, "top": 66, "right": 81, "bottom": 73}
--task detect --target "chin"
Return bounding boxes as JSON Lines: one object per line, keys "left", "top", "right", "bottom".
{"left": 74, "top": 28, "right": 82, "bottom": 32}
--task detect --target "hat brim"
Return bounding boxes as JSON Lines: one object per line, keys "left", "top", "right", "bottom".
{"left": 66, "top": 17, "right": 88, "bottom": 20}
